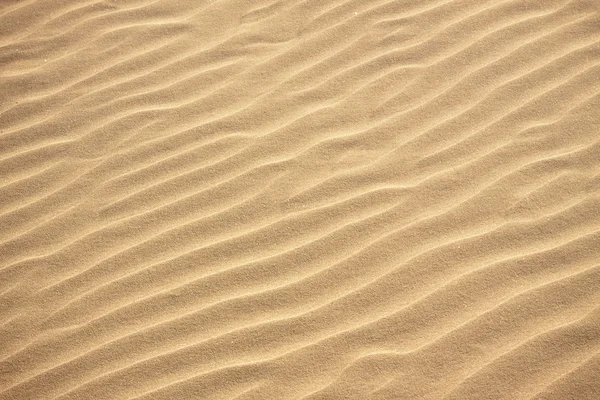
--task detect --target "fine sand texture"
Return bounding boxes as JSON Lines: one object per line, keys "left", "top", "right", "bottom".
{"left": 1, "top": 0, "right": 600, "bottom": 399}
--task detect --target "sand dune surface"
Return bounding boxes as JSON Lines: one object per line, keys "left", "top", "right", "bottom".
{"left": 1, "top": 0, "right": 600, "bottom": 399}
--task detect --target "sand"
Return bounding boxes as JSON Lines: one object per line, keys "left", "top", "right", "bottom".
{"left": 1, "top": 0, "right": 599, "bottom": 399}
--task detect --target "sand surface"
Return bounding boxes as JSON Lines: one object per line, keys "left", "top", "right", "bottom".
{"left": 1, "top": 0, "right": 600, "bottom": 399}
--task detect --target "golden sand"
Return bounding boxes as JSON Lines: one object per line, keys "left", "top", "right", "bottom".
{"left": 1, "top": 0, "right": 599, "bottom": 399}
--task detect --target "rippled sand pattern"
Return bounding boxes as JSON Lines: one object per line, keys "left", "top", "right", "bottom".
{"left": 1, "top": 0, "right": 600, "bottom": 399}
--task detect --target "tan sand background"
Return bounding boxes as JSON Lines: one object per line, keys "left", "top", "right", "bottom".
{"left": 1, "top": 0, "right": 600, "bottom": 399}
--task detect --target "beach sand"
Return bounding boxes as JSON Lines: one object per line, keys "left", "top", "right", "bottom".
{"left": 1, "top": 0, "right": 599, "bottom": 399}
